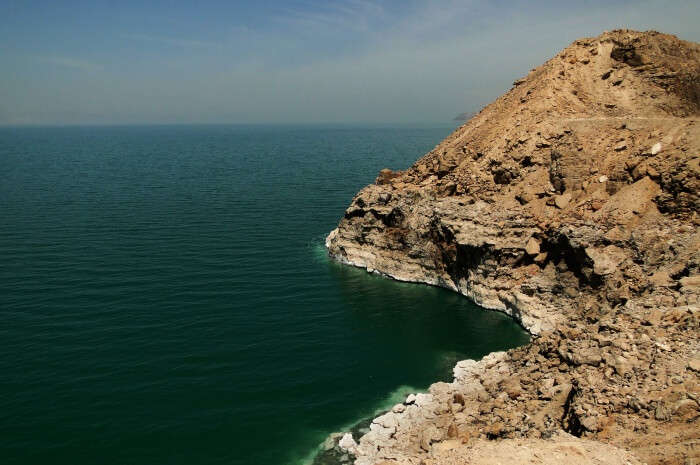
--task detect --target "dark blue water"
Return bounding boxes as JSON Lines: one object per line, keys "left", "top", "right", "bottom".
{"left": 0, "top": 125, "right": 528, "bottom": 465}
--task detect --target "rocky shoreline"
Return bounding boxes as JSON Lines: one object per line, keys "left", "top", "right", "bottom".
{"left": 323, "top": 30, "right": 699, "bottom": 465}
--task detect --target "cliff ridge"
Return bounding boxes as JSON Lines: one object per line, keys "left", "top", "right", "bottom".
{"left": 326, "top": 30, "right": 699, "bottom": 465}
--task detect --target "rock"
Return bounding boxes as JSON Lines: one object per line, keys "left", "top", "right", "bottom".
{"left": 405, "top": 394, "right": 417, "bottom": 404}
{"left": 680, "top": 275, "right": 700, "bottom": 290}
{"left": 628, "top": 397, "right": 647, "bottom": 412}
{"left": 559, "top": 344, "right": 602, "bottom": 366}
{"left": 655, "top": 342, "right": 671, "bottom": 351}
{"left": 502, "top": 378, "right": 523, "bottom": 399}
{"left": 590, "top": 199, "right": 605, "bottom": 211}
{"left": 563, "top": 286, "right": 578, "bottom": 298}
{"left": 538, "top": 378, "right": 556, "bottom": 399}
{"left": 414, "top": 393, "right": 433, "bottom": 407}
{"left": 373, "top": 412, "right": 399, "bottom": 430}
{"left": 447, "top": 423, "right": 459, "bottom": 438}
{"left": 649, "top": 271, "right": 673, "bottom": 287}
{"left": 484, "top": 421, "right": 506, "bottom": 438}
{"left": 595, "top": 176, "right": 661, "bottom": 220}
{"left": 376, "top": 168, "right": 402, "bottom": 185}
{"left": 655, "top": 402, "right": 671, "bottom": 421}
{"left": 338, "top": 433, "right": 358, "bottom": 454}
{"left": 612, "top": 355, "right": 632, "bottom": 377}
{"left": 378, "top": 192, "right": 392, "bottom": 204}
{"left": 392, "top": 403, "right": 406, "bottom": 413}
{"left": 420, "top": 426, "right": 441, "bottom": 451}
{"left": 650, "top": 142, "right": 662, "bottom": 155}
{"left": 554, "top": 192, "right": 572, "bottom": 209}
{"left": 614, "top": 143, "right": 627, "bottom": 152}
{"left": 673, "top": 399, "right": 698, "bottom": 417}
{"left": 516, "top": 191, "right": 535, "bottom": 204}
{"left": 580, "top": 415, "right": 599, "bottom": 432}
{"left": 541, "top": 378, "right": 555, "bottom": 390}
{"left": 323, "top": 432, "right": 344, "bottom": 451}
{"left": 585, "top": 245, "right": 626, "bottom": 276}
{"left": 577, "top": 348, "right": 603, "bottom": 366}
{"left": 688, "top": 359, "right": 700, "bottom": 373}
{"left": 525, "top": 237, "right": 541, "bottom": 256}
{"left": 598, "top": 175, "right": 608, "bottom": 183}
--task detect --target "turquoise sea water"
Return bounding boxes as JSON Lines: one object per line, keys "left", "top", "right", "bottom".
{"left": 0, "top": 125, "right": 529, "bottom": 465}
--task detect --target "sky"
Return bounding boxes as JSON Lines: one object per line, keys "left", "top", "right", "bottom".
{"left": 1, "top": 0, "right": 699, "bottom": 125}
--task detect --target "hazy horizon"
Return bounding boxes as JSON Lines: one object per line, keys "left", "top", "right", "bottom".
{"left": 2, "top": 0, "right": 699, "bottom": 126}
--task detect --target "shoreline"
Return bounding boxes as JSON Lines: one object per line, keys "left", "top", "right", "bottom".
{"left": 325, "top": 210, "right": 698, "bottom": 465}
{"left": 319, "top": 239, "right": 544, "bottom": 465}
{"left": 312, "top": 244, "right": 533, "bottom": 464}
{"left": 325, "top": 234, "right": 536, "bottom": 335}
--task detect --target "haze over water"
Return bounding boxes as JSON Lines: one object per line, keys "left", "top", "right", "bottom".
{"left": 0, "top": 125, "right": 529, "bottom": 465}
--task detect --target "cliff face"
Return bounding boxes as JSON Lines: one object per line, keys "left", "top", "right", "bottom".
{"left": 326, "top": 30, "right": 700, "bottom": 465}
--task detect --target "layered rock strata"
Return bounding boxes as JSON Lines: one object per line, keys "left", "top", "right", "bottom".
{"left": 326, "top": 30, "right": 699, "bottom": 465}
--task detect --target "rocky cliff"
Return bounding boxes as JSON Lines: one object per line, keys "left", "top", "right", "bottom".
{"left": 326, "top": 30, "right": 700, "bottom": 465}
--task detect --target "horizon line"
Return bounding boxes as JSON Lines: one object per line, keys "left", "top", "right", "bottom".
{"left": 0, "top": 121, "right": 463, "bottom": 129}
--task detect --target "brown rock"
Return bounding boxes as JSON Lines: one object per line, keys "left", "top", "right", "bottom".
{"left": 502, "top": 379, "right": 523, "bottom": 400}
{"left": 554, "top": 192, "right": 572, "bottom": 209}
{"left": 680, "top": 275, "right": 700, "bottom": 290}
{"left": 612, "top": 355, "right": 633, "bottom": 377}
{"left": 673, "top": 398, "right": 698, "bottom": 417}
{"left": 525, "top": 237, "right": 541, "bottom": 256}
{"left": 585, "top": 245, "right": 626, "bottom": 276}
{"left": 688, "top": 359, "right": 700, "bottom": 373}
{"left": 420, "top": 426, "right": 442, "bottom": 451}
{"left": 376, "top": 168, "right": 402, "bottom": 185}
{"left": 655, "top": 402, "right": 671, "bottom": 421}
{"left": 580, "top": 415, "right": 599, "bottom": 432}
{"left": 447, "top": 423, "right": 459, "bottom": 438}
{"left": 484, "top": 421, "right": 506, "bottom": 438}
{"left": 649, "top": 271, "right": 673, "bottom": 288}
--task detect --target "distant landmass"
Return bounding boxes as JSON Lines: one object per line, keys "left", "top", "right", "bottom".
{"left": 453, "top": 111, "right": 477, "bottom": 122}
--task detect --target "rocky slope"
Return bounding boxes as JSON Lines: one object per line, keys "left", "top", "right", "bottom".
{"left": 325, "top": 30, "right": 700, "bottom": 465}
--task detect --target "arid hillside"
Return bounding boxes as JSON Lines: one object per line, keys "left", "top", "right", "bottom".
{"left": 326, "top": 30, "right": 699, "bottom": 465}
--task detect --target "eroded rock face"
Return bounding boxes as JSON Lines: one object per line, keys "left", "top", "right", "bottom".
{"left": 325, "top": 30, "right": 700, "bottom": 465}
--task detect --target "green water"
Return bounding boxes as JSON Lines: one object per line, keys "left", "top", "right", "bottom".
{"left": 0, "top": 125, "right": 529, "bottom": 465}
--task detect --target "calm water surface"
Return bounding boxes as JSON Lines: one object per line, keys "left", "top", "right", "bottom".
{"left": 0, "top": 125, "right": 529, "bottom": 465}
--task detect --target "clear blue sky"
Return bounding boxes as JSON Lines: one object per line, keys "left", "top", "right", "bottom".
{"left": 1, "top": 0, "right": 699, "bottom": 125}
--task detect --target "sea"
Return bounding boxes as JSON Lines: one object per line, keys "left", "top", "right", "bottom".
{"left": 0, "top": 124, "right": 529, "bottom": 465}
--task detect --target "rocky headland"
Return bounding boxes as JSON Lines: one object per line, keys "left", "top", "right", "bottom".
{"left": 325, "top": 30, "right": 699, "bottom": 464}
